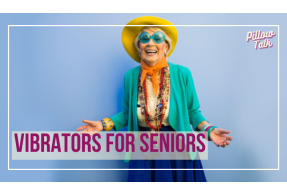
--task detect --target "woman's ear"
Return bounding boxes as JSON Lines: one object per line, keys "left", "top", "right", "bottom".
{"left": 165, "top": 43, "right": 169, "bottom": 56}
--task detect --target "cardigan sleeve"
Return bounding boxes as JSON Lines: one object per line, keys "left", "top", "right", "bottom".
{"left": 110, "top": 72, "right": 130, "bottom": 131}
{"left": 185, "top": 68, "right": 208, "bottom": 131}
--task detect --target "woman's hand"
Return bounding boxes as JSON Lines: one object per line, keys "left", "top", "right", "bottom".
{"left": 76, "top": 119, "right": 103, "bottom": 135}
{"left": 210, "top": 128, "right": 233, "bottom": 148}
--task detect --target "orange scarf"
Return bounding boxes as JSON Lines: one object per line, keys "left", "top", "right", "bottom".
{"left": 140, "top": 57, "right": 168, "bottom": 95}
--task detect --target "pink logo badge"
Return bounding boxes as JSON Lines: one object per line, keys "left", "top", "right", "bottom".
{"left": 246, "top": 30, "right": 276, "bottom": 50}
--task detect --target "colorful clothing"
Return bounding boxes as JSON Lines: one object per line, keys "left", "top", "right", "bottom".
{"left": 111, "top": 62, "right": 208, "bottom": 161}
{"left": 137, "top": 65, "right": 170, "bottom": 127}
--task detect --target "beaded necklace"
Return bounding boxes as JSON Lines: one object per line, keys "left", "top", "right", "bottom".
{"left": 137, "top": 66, "right": 169, "bottom": 131}
{"left": 137, "top": 66, "right": 170, "bottom": 160}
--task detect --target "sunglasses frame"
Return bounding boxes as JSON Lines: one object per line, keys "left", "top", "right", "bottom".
{"left": 138, "top": 31, "right": 167, "bottom": 44}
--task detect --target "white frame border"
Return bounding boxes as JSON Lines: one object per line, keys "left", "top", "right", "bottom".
{"left": 8, "top": 25, "right": 280, "bottom": 171}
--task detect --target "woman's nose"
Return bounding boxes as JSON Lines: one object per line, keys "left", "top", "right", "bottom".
{"left": 147, "top": 39, "right": 155, "bottom": 46}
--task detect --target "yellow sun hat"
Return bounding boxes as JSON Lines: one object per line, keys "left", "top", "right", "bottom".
{"left": 122, "top": 16, "right": 178, "bottom": 63}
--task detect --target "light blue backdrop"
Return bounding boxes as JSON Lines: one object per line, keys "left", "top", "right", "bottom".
{"left": 0, "top": 13, "right": 286, "bottom": 182}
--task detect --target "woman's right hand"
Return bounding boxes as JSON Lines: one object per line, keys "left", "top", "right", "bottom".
{"left": 76, "top": 119, "right": 103, "bottom": 135}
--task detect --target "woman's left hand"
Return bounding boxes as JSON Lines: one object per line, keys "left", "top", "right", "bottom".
{"left": 210, "top": 128, "right": 233, "bottom": 148}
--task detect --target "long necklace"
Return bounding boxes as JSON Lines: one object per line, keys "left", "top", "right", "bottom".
{"left": 137, "top": 67, "right": 170, "bottom": 160}
{"left": 139, "top": 68, "right": 165, "bottom": 130}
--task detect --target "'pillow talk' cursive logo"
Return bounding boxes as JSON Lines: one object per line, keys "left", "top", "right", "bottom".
{"left": 246, "top": 30, "right": 276, "bottom": 50}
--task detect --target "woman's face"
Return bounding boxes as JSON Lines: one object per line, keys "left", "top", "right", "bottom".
{"left": 139, "top": 29, "right": 169, "bottom": 67}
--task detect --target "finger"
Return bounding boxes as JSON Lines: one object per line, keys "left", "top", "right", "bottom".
{"left": 215, "top": 140, "right": 222, "bottom": 147}
{"left": 82, "top": 119, "right": 89, "bottom": 123}
{"left": 222, "top": 134, "right": 233, "bottom": 141}
{"left": 219, "top": 128, "right": 231, "bottom": 134}
{"left": 226, "top": 136, "right": 233, "bottom": 141}
{"left": 222, "top": 143, "right": 226, "bottom": 148}
{"left": 82, "top": 119, "right": 92, "bottom": 124}
{"left": 226, "top": 141, "right": 230, "bottom": 145}
{"left": 76, "top": 125, "right": 88, "bottom": 131}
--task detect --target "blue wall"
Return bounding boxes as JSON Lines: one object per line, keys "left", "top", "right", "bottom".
{"left": 0, "top": 13, "right": 286, "bottom": 181}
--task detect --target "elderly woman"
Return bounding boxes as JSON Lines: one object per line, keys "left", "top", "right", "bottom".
{"left": 76, "top": 16, "right": 233, "bottom": 182}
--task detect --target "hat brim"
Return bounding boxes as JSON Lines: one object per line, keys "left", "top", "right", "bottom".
{"left": 122, "top": 16, "right": 178, "bottom": 63}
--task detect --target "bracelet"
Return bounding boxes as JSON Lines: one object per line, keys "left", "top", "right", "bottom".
{"left": 204, "top": 126, "right": 212, "bottom": 140}
{"left": 201, "top": 123, "right": 209, "bottom": 131}
{"left": 101, "top": 118, "right": 115, "bottom": 131}
{"left": 100, "top": 120, "right": 106, "bottom": 131}
{"left": 201, "top": 123, "right": 212, "bottom": 131}
{"left": 208, "top": 126, "right": 217, "bottom": 141}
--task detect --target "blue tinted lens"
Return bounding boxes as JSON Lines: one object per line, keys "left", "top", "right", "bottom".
{"left": 152, "top": 31, "right": 165, "bottom": 44}
{"left": 139, "top": 32, "right": 151, "bottom": 44}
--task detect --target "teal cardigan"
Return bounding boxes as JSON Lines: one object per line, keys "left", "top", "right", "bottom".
{"left": 111, "top": 62, "right": 207, "bottom": 161}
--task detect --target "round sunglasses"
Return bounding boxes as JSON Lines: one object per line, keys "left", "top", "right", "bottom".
{"left": 138, "top": 31, "right": 166, "bottom": 44}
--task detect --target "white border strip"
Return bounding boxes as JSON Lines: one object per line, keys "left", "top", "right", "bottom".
{"left": 8, "top": 168, "right": 279, "bottom": 170}
{"left": 278, "top": 25, "right": 280, "bottom": 170}
{"left": 8, "top": 25, "right": 280, "bottom": 171}
{"left": 8, "top": 25, "right": 10, "bottom": 170}
{"left": 9, "top": 25, "right": 279, "bottom": 27}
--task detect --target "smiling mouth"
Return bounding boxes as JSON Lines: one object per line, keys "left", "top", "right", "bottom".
{"left": 146, "top": 50, "right": 157, "bottom": 55}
